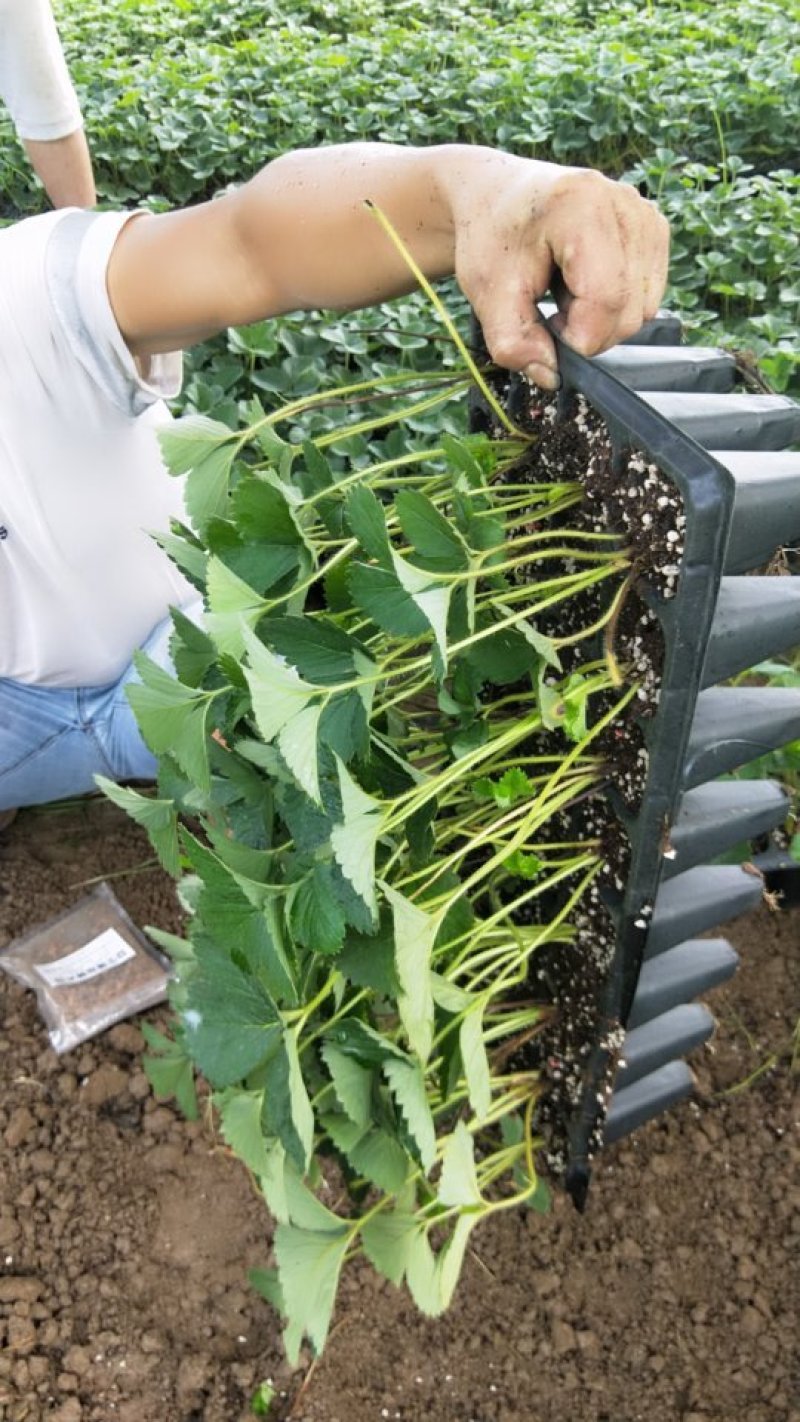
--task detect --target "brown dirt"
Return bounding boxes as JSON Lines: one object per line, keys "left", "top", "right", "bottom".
{"left": 1, "top": 798, "right": 798, "bottom": 1422}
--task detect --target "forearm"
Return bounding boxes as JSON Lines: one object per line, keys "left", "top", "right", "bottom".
{"left": 0, "top": 0, "right": 90, "bottom": 203}
{"left": 23, "top": 129, "right": 96, "bottom": 208}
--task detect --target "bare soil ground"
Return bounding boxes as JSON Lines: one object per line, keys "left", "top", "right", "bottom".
{"left": 0, "top": 799, "right": 798, "bottom": 1422}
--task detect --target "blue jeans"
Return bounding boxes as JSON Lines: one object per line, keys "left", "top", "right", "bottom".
{"left": 0, "top": 613, "right": 174, "bottom": 812}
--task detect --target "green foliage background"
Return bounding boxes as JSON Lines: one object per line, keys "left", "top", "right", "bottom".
{"left": 2, "top": 0, "right": 796, "bottom": 394}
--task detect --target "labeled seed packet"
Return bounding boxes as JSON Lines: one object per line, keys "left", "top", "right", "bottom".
{"left": 0, "top": 882, "right": 170, "bottom": 1053}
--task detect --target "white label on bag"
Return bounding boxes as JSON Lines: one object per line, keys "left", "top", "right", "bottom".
{"left": 36, "top": 929, "right": 136, "bottom": 987}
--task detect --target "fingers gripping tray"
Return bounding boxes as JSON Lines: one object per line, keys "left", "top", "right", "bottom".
{"left": 471, "top": 318, "right": 800, "bottom": 1205}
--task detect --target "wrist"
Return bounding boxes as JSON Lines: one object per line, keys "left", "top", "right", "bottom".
{"left": 429, "top": 144, "right": 565, "bottom": 233}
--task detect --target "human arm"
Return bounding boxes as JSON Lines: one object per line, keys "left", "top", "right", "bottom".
{"left": 107, "top": 142, "right": 669, "bottom": 388}
{"left": 0, "top": 0, "right": 96, "bottom": 207}
{"left": 22, "top": 130, "right": 95, "bottom": 209}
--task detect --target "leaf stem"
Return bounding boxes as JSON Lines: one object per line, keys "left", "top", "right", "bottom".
{"left": 365, "top": 199, "right": 530, "bottom": 441}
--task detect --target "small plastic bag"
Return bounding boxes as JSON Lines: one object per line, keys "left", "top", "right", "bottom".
{"left": 0, "top": 881, "right": 171, "bottom": 1053}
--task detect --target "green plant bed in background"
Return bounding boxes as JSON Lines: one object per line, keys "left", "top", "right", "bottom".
{"left": 2, "top": 0, "right": 794, "bottom": 399}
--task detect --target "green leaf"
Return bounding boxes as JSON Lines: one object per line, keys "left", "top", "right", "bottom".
{"left": 320, "top": 1040, "right": 373, "bottom": 1127}
{"left": 537, "top": 671, "right": 564, "bottom": 731}
{"left": 235, "top": 738, "right": 283, "bottom": 778}
{"left": 539, "top": 667, "right": 595, "bottom": 740}
{"left": 278, "top": 782, "right": 332, "bottom": 854}
{"left": 217, "top": 1088, "right": 272, "bottom": 1177}
{"left": 205, "top": 556, "right": 265, "bottom": 657}
{"left": 430, "top": 974, "right": 472, "bottom": 1014}
{"left": 184, "top": 440, "right": 236, "bottom": 533}
{"left": 382, "top": 1058, "right": 436, "bottom": 1172}
{"left": 405, "top": 1228, "right": 442, "bottom": 1315}
{"left": 249, "top": 418, "right": 296, "bottom": 478}
{"left": 291, "top": 864, "right": 346, "bottom": 956}
{"left": 144, "top": 926, "right": 194, "bottom": 965}
{"left": 205, "top": 825, "right": 274, "bottom": 882}
{"left": 319, "top": 690, "right": 368, "bottom": 762}
{"left": 329, "top": 860, "right": 376, "bottom": 933}
{"left": 231, "top": 472, "right": 303, "bottom": 544}
{"left": 466, "top": 618, "right": 540, "bottom": 685}
{"left": 514, "top": 616, "right": 561, "bottom": 670}
{"left": 497, "top": 767, "right": 535, "bottom": 804}
{"left": 437, "top": 891, "right": 475, "bottom": 953}
{"left": 182, "top": 831, "right": 296, "bottom": 1003}
{"left": 562, "top": 672, "right": 591, "bottom": 742}
{"left": 263, "top": 616, "right": 363, "bottom": 685}
{"left": 158, "top": 413, "right": 235, "bottom": 475}
{"left": 406, "top": 1214, "right": 480, "bottom": 1316}
{"left": 324, "top": 556, "right": 354, "bottom": 613}
{"left": 330, "top": 757, "right": 383, "bottom": 919}
{"left": 152, "top": 528, "right": 208, "bottom": 587}
{"left": 207, "top": 554, "right": 263, "bottom": 614}
{"left": 395, "top": 489, "right": 469, "bottom": 569}
{"left": 474, "top": 767, "right": 535, "bottom": 809}
{"left": 261, "top": 1029, "right": 314, "bottom": 1172}
{"left": 249, "top": 1266, "right": 284, "bottom": 1313}
{"left": 348, "top": 1127, "right": 409, "bottom": 1193}
{"left": 177, "top": 875, "right": 202, "bottom": 917}
{"left": 126, "top": 653, "right": 213, "bottom": 790}
{"left": 207, "top": 518, "right": 299, "bottom": 594}
{"left": 382, "top": 883, "right": 438, "bottom": 1064}
{"left": 169, "top": 605, "right": 217, "bottom": 686}
{"left": 278, "top": 702, "right": 323, "bottom": 804}
{"left": 181, "top": 942, "right": 282, "bottom": 1088}
{"left": 526, "top": 1175, "right": 552, "bottom": 1214}
{"left": 459, "top": 1005, "right": 492, "bottom": 1121}
{"left": 352, "top": 647, "right": 378, "bottom": 720}
{"left": 337, "top": 922, "right": 399, "bottom": 996}
{"left": 436, "top": 1213, "right": 481, "bottom": 1309}
{"left": 322, "top": 1115, "right": 408, "bottom": 1193}
{"left": 324, "top": 1017, "right": 406, "bottom": 1068}
{"left": 241, "top": 624, "right": 318, "bottom": 742}
{"left": 391, "top": 551, "right": 451, "bottom": 665}
{"left": 274, "top": 1222, "right": 350, "bottom": 1362}
{"left": 141, "top": 1024, "right": 198, "bottom": 1120}
{"left": 345, "top": 484, "right": 392, "bottom": 566}
{"left": 438, "top": 1121, "right": 482, "bottom": 1207}
{"left": 465, "top": 512, "right": 505, "bottom": 554}
{"left": 260, "top": 1139, "right": 290, "bottom": 1225}
{"left": 94, "top": 777, "right": 180, "bottom": 876}
{"left": 285, "top": 1027, "right": 315, "bottom": 1171}
{"left": 361, "top": 1210, "right": 419, "bottom": 1287}
{"left": 298, "top": 440, "right": 334, "bottom": 497}
{"left": 406, "top": 799, "right": 437, "bottom": 867}
{"left": 284, "top": 1164, "right": 343, "bottom": 1232}
{"left": 250, "top": 1380, "right": 277, "bottom": 1416}
{"left": 348, "top": 562, "right": 429, "bottom": 638}
{"left": 504, "top": 849, "right": 543, "bottom": 880}
{"left": 441, "top": 433, "right": 491, "bottom": 488}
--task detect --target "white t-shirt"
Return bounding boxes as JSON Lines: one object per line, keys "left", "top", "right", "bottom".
{"left": 0, "top": 208, "right": 195, "bottom": 688}
{"left": 0, "top": 0, "right": 83, "bottom": 140}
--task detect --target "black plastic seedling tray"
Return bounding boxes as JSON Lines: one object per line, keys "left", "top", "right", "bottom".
{"left": 471, "top": 315, "right": 800, "bottom": 1204}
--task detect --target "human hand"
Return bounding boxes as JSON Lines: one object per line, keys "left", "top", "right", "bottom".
{"left": 445, "top": 156, "right": 670, "bottom": 389}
